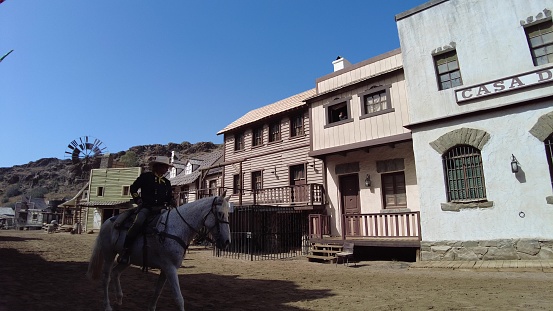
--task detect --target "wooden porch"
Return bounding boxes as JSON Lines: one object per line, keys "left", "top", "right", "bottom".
{"left": 308, "top": 211, "right": 421, "bottom": 247}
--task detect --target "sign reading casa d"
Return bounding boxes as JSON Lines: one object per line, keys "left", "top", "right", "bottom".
{"left": 455, "top": 66, "right": 553, "bottom": 103}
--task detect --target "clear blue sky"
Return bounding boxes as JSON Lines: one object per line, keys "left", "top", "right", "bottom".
{"left": 0, "top": 0, "right": 426, "bottom": 168}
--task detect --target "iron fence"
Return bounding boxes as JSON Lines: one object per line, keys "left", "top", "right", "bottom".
{"left": 214, "top": 205, "right": 311, "bottom": 260}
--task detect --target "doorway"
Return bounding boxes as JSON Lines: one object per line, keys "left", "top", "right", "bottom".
{"left": 339, "top": 174, "right": 360, "bottom": 236}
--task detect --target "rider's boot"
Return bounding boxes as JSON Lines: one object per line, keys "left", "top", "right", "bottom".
{"left": 116, "top": 238, "right": 133, "bottom": 265}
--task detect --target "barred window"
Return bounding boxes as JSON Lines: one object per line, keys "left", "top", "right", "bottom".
{"left": 443, "top": 145, "right": 486, "bottom": 202}
{"left": 545, "top": 133, "right": 553, "bottom": 190}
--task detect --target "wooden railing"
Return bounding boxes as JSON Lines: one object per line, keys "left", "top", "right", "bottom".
{"left": 308, "top": 214, "right": 330, "bottom": 239}
{"left": 308, "top": 211, "right": 421, "bottom": 240}
{"left": 254, "top": 184, "right": 325, "bottom": 206}
{"left": 174, "top": 184, "right": 325, "bottom": 207}
{"left": 342, "top": 211, "right": 421, "bottom": 239}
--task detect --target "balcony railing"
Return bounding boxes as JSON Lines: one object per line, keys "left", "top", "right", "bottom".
{"left": 174, "top": 184, "right": 325, "bottom": 208}
{"left": 253, "top": 184, "right": 325, "bottom": 206}
{"left": 308, "top": 211, "right": 421, "bottom": 240}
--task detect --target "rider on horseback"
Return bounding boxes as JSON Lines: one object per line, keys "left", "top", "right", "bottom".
{"left": 117, "top": 156, "right": 174, "bottom": 265}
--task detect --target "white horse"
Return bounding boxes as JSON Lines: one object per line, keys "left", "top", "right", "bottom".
{"left": 87, "top": 194, "right": 231, "bottom": 311}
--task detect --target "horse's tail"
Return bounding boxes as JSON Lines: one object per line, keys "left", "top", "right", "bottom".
{"left": 86, "top": 232, "right": 104, "bottom": 281}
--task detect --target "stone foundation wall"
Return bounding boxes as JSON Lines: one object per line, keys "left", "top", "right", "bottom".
{"left": 421, "top": 239, "right": 553, "bottom": 261}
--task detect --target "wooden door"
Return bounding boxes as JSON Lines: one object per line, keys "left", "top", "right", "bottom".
{"left": 289, "top": 164, "right": 307, "bottom": 203}
{"left": 339, "top": 174, "right": 360, "bottom": 236}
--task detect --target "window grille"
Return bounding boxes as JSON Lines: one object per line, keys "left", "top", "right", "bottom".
{"left": 442, "top": 145, "right": 486, "bottom": 202}
{"left": 545, "top": 133, "right": 553, "bottom": 190}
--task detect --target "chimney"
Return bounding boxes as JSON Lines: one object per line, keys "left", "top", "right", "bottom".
{"left": 332, "top": 56, "right": 351, "bottom": 72}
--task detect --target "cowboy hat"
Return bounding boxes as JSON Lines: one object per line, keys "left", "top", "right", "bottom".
{"left": 149, "top": 156, "right": 173, "bottom": 167}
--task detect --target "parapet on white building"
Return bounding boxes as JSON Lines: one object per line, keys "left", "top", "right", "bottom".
{"left": 396, "top": 0, "right": 553, "bottom": 260}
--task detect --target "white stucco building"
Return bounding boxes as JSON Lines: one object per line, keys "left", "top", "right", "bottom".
{"left": 396, "top": 0, "right": 553, "bottom": 260}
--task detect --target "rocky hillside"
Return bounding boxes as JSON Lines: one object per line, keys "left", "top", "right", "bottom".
{"left": 0, "top": 141, "right": 223, "bottom": 207}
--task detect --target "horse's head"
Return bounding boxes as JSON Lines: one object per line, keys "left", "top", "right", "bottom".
{"left": 206, "top": 192, "right": 231, "bottom": 250}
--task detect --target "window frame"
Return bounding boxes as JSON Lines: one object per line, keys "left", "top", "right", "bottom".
{"left": 290, "top": 113, "right": 305, "bottom": 137}
{"left": 359, "top": 85, "right": 394, "bottom": 119}
{"left": 442, "top": 145, "right": 487, "bottom": 203}
{"left": 433, "top": 49, "right": 463, "bottom": 90}
{"left": 121, "top": 185, "right": 130, "bottom": 196}
{"left": 323, "top": 97, "right": 353, "bottom": 128}
{"left": 269, "top": 120, "right": 282, "bottom": 143}
{"left": 234, "top": 132, "right": 245, "bottom": 152}
{"left": 232, "top": 174, "right": 241, "bottom": 195}
{"left": 525, "top": 19, "right": 553, "bottom": 66}
{"left": 251, "top": 170, "right": 262, "bottom": 191}
{"left": 96, "top": 187, "right": 104, "bottom": 197}
{"left": 252, "top": 126, "right": 264, "bottom": 147}
{"left": 381, "top": 171, "right": 407, "bottom": 209}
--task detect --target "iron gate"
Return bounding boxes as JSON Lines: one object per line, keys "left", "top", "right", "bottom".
{"left": 215, "top": 205, "right": 311, "bottom": 260}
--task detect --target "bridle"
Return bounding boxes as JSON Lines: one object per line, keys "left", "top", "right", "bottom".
{"left": 158, "top": 196, "right": 229, "bottom": 250}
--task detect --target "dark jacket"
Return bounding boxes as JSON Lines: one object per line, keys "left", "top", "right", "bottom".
{"left": 130, "top": 172, "right": 173, "bottom": 209}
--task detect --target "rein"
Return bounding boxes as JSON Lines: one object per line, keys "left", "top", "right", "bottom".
{"left": 157, "top": 197, "right": 228, "bottom": 250}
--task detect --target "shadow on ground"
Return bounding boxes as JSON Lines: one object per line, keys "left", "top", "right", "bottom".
{"left": 0, "top": 247, "right": 332, "bottom": 311}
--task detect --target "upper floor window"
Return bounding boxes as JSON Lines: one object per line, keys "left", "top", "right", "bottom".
{"left": 251, "top": 171, "right": 262, "bottom": 191}
{"left": 359, "top": 86, "right": 394, "bottom": 119}
{"left": 269, "top": 121, "right": 281, "bottom": 142}
{"left": 544, "top": 133, "right": 553, "bottom": 190}
{"left": 233, "top": 174, "right": 241, "bottom": 195}
{"left": 234, "top": 132, "right": 244, "bottom": 151}
{"left": 96, "top": 187, "right": 104, "bottom": 197}
{"left": 526, "top": 19, "right": 553, "bottom": 66}
{"left": 434, "top": 50, "right": 463, "bottom": 90}
{"left": 252, "top": 127, "right": 263, "bottom": 147}
{"left": 290, "top": 114, "right": 304, "bottom": 137}
{"left": 121, "top": 186, "right": 130, "bottom": 196}
{"left": 442, "top": 145, "right": 486, "bottom": 203}
{"left": 324, "top": 97, "right": 351, "bottom": 127}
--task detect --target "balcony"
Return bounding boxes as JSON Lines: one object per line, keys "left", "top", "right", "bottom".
{"left": 175, "top": 184, "right": 326, "bottom": 210}
{"left": 309, "top": 211, "right": 421, "bottom": 247}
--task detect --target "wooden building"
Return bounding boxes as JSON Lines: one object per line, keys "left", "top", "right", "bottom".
{"left": 217, "top": 89, "right": 325, "bottom": 210}
{"left": 169, "top": 149, "right": 224, "bottom": 205}
{"left": 82, "top": 167, "right": 140, "bottom": 232}
{"left": 305, "top": 52, "right": 421, "bottom": 253}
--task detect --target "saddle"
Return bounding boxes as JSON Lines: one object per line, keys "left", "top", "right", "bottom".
{"left": 111, "top": 208, "right": 166, "bottom": 272}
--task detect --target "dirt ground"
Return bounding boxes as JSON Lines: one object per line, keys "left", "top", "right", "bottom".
{"left": 1, "top": 231, "right": 553, "bottom": 311}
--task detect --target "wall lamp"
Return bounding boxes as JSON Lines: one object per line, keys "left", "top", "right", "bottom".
{"left": 511, "top": 154, "right": 520, "bottom": 173}
{"left": 365, "top": 174, "right": 371, "bottom": 187}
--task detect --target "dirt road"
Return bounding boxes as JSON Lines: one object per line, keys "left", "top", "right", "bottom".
{"left": 1, "top": 230, "right": 552, "bottom": 311}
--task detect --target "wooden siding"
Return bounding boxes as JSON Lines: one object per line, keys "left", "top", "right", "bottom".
{"left": 316, "top": 53, "right": 403, "bottom": 94}
{"left": 222, "top": 109, "right": 324, "bottom": 206}
{"left": 311, "top": 70, "right": 410, "bottom": 152}
{"left": 88, "top": 167, "right": 141, "bottom": 202}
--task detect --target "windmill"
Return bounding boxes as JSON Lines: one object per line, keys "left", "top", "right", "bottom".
{"left": 64, "top": 136, "right": 108, "bottom": 180}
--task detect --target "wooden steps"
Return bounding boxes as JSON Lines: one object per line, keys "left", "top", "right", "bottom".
{"left": 306, "top": 243, "right": 343, "bottom": 263}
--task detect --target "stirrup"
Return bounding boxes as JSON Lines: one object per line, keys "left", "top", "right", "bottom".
{"left": 117, "top": 254, "right": 130, "bottom": 265}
